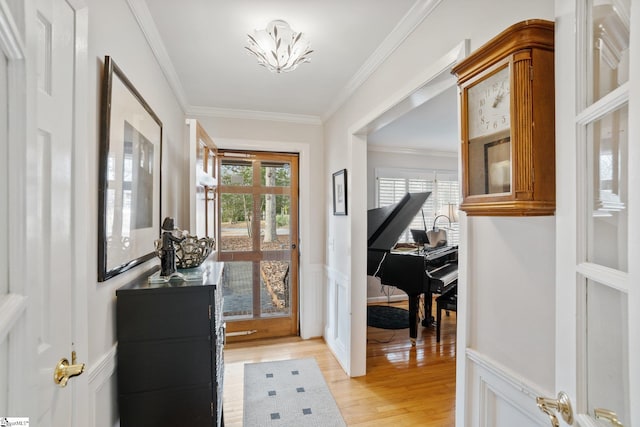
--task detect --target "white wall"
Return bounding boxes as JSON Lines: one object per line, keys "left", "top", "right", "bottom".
{"left": 324, "top": 0, "right": 556, "bottom": 423}
{"left": 467, "top": 217, "right": 555, "bottom": 388}
{"left": 85, "top": 0, "right": 187, "bottom": 425}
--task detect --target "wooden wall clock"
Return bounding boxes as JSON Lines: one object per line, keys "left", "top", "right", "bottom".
{"left": 452, "top": 19, "right": 555, "bottom": 216}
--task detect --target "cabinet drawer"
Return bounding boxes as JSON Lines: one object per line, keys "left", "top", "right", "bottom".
{"left": 118, "top": 337, "right": 213, "bottom": 394}
{"left": 119, "top": 384, "right": 214, "bottom": 427}
{"left": 117, "top": 290, "right": 212, "bottom": 341}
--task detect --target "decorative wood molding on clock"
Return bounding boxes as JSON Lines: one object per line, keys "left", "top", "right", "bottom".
{"left": 452, "top": 19, "right": 555, "bottom": 216}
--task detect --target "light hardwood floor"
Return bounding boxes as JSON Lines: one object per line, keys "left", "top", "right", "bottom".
{"left": 223, "top": 301, "right": 457, "bottom": 426}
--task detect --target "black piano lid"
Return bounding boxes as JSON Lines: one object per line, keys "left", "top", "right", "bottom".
{"left": 367, "top": 192, "right": 431, "bottom": 251}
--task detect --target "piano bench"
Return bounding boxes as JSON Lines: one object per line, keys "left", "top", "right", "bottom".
{"left": 436, "top": 284, "right": 457, "bottom": 343}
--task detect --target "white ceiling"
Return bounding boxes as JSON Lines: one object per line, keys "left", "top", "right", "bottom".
{"left": 139, "top": 0, "right": 458, "bottom": 152}
{"left": 367, "top": 83, "right": 459, "bottom": 153}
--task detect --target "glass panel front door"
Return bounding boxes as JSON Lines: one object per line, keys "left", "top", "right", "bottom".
{"left": 218, "top": 151, "right": 299, "bottom": 340}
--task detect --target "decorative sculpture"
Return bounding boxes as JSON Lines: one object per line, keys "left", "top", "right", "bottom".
{"left": 151, "top": 218, "right": 214, "bottom": 284}
{"left": 175, "top": 235, "right": 215, "bottom": 269}
{"left": 158, "top": 217, "right": 185, "bottom": 277}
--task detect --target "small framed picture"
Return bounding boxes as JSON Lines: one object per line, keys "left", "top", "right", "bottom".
{"left": 332, "top": 169, "right": 348, "bottom": 216}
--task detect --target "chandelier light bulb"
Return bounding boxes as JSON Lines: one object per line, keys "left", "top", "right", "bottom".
{"left": 246, "top": 20, "right": 313, "bottom": 73}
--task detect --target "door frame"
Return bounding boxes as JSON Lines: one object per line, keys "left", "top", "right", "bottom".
{"left": 0, "top": 0, "right": 29, "bottom": 417}
{"left": 66, "top": 1, "right": 90, "bottom": 425}
{"left": 338, "top": 41, "right": 468, "bottom": 377}
{"left": 218, "top": 149, "right": 300, "bottom": 340}
{"left": 629, "top": 2, "right": 640, "bottom": 421}
{"left": 213, "top": 137, "right": 321, "bottom": 340}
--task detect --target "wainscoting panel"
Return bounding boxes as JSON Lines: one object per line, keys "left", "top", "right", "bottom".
{"left": 300, "top": 263, "right": 325, "bottom": 339}
{"left": 324, "top": 266, "right": 349, "bottom": 373}
{"left": 87, "top": 344, "right": 119, "bottom": 427}
{"left": 466, "top": 349, "right": 552, "bottom": 427}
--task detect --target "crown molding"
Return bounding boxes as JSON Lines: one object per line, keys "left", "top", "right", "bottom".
{"left": 186, "top": 105, "right": 322, "bottom": 125}
{"left": 128, "top": 0, "right": 441, "bottom": 126}
{"left": 367, "top": 144, "right": 457, "bottom": 158}
{"left": 126, "top": 0, "right": 189, "bottom": 111}
{"left": 321, "top": 0, "right": 443, "bottom": 121}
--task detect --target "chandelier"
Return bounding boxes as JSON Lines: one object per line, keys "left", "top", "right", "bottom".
{"left": 245, "top": 20, "right": 313, "bottom": 73}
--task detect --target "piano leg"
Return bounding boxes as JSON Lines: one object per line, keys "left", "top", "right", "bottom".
{"left": 421, "top": 290, "right": 435, "bottom": 327}
{"left": 408, "top": 294, "right": 420, "bottom": 346}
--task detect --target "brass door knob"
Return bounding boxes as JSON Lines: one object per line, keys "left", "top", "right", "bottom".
{"left": 53, "top": 351, "right": 85, "bottom": 387}
{"left": 594, "top": 408, "right": 623, "bottom": 427}
{"left": 536, "top": 391, "right": 574, "bottom": 427}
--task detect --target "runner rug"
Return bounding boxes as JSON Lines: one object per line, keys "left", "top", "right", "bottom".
{"left": 243, "top": 358, "right": 346, "bottom": 426}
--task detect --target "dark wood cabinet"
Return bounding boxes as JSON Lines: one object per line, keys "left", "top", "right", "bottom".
{"left": 116, "top": 259, "right": 225, "bottom": 426}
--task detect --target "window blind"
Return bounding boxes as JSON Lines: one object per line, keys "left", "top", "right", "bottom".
{"left": 376, "top": 169, "right": 460, "bottom": 245}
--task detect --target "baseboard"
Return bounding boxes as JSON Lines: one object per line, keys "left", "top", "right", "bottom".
{"left": 87, "top": 344, "right": 119, "bottom": 427}
{"left": 367, "top": 294, "right": 408, "bottom": 304}
{"left": 300, "top": 263, "right": 325, "bottom": 338}
{"left": 323, "top": 266, "right": 350, "bottom": 375}
{"left": 86, "top": 344, "right": 117, "bottom": 385}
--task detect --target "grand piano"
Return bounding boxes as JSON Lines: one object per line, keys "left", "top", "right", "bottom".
{"left": 367, "top": 192, "right": 458, "bottom": 345}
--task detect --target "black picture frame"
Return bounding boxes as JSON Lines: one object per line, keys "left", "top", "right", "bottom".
{"left": 332, "top": 169, "right": 348, "bottom": 215}
{"left": 98, "top": 56, "right": 163, "bottom": 282}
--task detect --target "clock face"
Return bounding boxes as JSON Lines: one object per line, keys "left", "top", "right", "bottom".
{"left": 467, "top": 66, "right": 510, "bottom": 140}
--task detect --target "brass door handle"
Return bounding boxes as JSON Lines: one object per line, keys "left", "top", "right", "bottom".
{"left": 53, "top": 351, "right": 85, "bottom": 387}
{"left": 536, "top": 391, "right": 574, "bottom": 427}
{"left": 594, "top": 408, "right": 623, "bottom": 427}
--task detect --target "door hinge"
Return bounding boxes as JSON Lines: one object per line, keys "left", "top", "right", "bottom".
{"left": 211, "top": 401, "right": 214, "bottom": 417}
{"left": 208, "top": 304, "right": 212, "bottom": 320}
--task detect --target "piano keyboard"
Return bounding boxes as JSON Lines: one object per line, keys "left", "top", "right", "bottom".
{"left": 424, "top": 245, "right": 457, "bottom": 261}
{"left": 427, "top": 262, "right": 458, "bottom": 289}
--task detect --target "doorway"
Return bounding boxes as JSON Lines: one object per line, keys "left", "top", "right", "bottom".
{"left": 323, "top": 41, "right": 468, "bottom": 376}
{"left": 218, "top": 150, "right": 300, "bottom": 341}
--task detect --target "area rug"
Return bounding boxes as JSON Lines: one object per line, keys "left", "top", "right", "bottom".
{"left": 367, "top": 304, "right": 409, "bottom": 329}
{"left": 243, "top": 358, "right": 346, "bottom": 426}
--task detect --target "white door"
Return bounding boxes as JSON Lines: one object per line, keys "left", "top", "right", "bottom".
{"left": 551, "top": 0, "right": 639, "bottom": 425}
{"left": 0, "top": 0, "right": 88, "bottom": 424}
{"left": 32, "top": 0, "right": 89, "bottom": 425}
